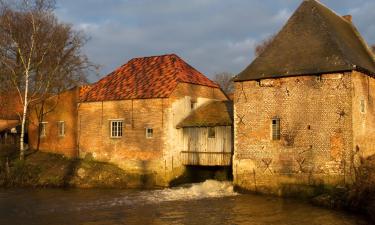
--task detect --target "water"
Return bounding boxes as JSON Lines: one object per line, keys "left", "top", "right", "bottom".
{"left": 0, "top": 180, "right": 369, "bottom": 225}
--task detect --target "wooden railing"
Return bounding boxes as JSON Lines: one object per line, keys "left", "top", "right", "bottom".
{"left": 180, "top": 151, "right": 232, "bottom": 166}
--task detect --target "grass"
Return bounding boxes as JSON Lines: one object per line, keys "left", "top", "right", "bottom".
{"left": 0, "top": 146, "right": 153, "bottom": 189}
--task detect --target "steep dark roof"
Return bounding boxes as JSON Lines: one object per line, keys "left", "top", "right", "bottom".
{"left": 81, "top": 54, "right": 219, "bottom": 102}
{"left": 177, "top": 101, "right": 233, "bottom": 128}
{"left": 235, "top": 0, "right": 375, "bottom": 81}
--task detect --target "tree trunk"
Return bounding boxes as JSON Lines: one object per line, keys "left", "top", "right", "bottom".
{"left": 19, "top": 71, "right": 29, "bottom": 160}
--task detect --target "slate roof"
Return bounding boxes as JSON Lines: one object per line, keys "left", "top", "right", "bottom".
{"left": 235, "top": 0, "right": 375, "bottom": 81}
{"left": 81, "top": 54, "right": 219, "bottom": 102}
{"left": 177, "top": 101, "right": 233, "bottom": 128}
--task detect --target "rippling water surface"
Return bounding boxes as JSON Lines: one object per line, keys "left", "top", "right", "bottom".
{"left": 0, "top": 180, "right": 369, "bottom": 225}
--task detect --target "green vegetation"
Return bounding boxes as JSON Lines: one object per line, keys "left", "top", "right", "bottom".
{"left": 0, "top": 147, "right": 152, "bottom": 188}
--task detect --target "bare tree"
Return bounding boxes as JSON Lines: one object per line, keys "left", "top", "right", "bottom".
{"left": 255, "top": 34, "right": 276, "bottom": 57}
{"left": 0, "top": 0, "right": 93, "bottom": 159}
{"left": 213, "top": 72, "right": 234, "bottom": 95}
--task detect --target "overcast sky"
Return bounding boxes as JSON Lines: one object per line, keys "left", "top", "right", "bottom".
{"left": 55, "top": 0, "right": 375, "bottom": 81}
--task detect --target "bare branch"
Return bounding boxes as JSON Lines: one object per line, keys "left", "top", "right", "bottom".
{"left": 213, "top": 72, "right": 235, "bottom": 95}
{"left": 255, "top": 34, "right": 276, "bottom": 57}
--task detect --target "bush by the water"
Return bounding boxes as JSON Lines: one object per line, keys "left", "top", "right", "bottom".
{"left": 347, "top": 156, "right": 375, "bottom": 221}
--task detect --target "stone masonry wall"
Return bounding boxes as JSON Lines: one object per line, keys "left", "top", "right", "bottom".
{"left": 233, "top": 73, "right": 354, "bottom": 196}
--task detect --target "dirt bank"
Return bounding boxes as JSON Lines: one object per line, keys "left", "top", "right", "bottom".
{"left": 0, "top": 147, "right": 155, "bottom": 188}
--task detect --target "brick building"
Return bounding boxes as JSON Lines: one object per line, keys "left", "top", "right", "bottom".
{"left": 30, "top": 54, "right": 228, "bottom": 186}
{"left": 233, "top": 0, "right": 375, "bottom": 195}
{"left": 0, "top": 93, "right": 23, "bottom": 145}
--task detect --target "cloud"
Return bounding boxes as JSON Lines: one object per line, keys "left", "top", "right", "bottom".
{"left": 54, "top": 0, "right": 375, "bottom": 81}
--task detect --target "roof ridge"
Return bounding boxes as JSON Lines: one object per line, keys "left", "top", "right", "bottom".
{"left": 128, "top": 53, "right": 178, "bottom": 62}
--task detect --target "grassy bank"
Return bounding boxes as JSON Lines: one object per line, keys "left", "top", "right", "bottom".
{"left": 0, "top": 146, "right": 154, "bottom": 189}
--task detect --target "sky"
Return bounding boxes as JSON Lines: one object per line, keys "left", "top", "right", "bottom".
{"left": 55, "top": 0, "right": 375, "bottom": 82}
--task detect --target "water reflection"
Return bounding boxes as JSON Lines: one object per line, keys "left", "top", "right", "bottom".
{"left": 0, "top": 181, "right": 369, "bottom": 225}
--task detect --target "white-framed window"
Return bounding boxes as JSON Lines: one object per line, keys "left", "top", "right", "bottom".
{"left": 110, "top": 120, "right": 123, "bottom": 138}
{"left": 208, "top": 127, "right": 216, "bottom": 138}
{"left": 146, "top": 127, "right": 153, "bottom": 139}
{"left": 271, "top": 118, "right": 280, "bottom": 140}
{"left": 39, "top": 122, "right": 48, "bottom": 137}
{"left": 58, "top": 121, "right": 65, "bottom": 137}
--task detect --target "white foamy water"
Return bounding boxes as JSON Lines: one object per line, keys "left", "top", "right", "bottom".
{"left": 139, "top": 180, "right": 238, "bottom": 203}
{"left": 61, "top": 180, "right": 238, "bottom": 211}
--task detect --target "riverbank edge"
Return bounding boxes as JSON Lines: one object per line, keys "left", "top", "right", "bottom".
{"left": 0, "top": 150, "right": 162, "bottom": 189}
{"left": 233, "top": 156, "right": 375, "bottom": 223}
{"left": 1, "top": 148, "right": 374, "bottom": 222}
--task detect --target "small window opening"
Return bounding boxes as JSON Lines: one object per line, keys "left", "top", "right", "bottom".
{"left": 208, "top": 127, "right": 216, "bottom": 138}
{"left": 146, "top": 128, "right": 153, "bottom": 139}
{"left": 39, "top": 122, "right": 47, "bottom": 137}
{"left": 191, "top": 100, "right": 197, "bottom": 110}
{"left": 307, "top": 125, "right": 311, "bottom": 130}
{"left": 58, "top": 121, "right": 65, "bottom": 137}
{"left": 110, "top": 120, "right": 123, "bottom": 138}
{"left": 272, "top": 118, "right": 280, "bottom": 140}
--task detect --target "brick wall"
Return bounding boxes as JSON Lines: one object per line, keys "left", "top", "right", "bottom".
{"left": 78, "top": 83, "right": 227, "bottom": 186}
{"left": 233, "top": 73, "right": 354, "bottom": 195}
{"left": 28, "top": 88, "right": 79, "bottom": 157}
{"left": 352, "top": 71, "right": 375, "bottom": 159}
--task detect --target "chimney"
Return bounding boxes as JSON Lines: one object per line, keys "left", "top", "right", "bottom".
{"left": 343, "top": 15, "right": 352, "bottom": 22}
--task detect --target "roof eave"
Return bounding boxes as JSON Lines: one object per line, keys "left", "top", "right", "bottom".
{"left": 234, "top": 68, "right": 356, "bottom": 82}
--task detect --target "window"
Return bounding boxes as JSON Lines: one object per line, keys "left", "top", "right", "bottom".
{"left": 110, "top": 120, "right": 123, "bottom": 138}
{"left": 58, "top": 121, "right": 65, "bottom": 137}
{"left": 191, "top": 100, "right": 197, "bottom": 110}
{"left": 360, "top": 99, "right": 366, "bottom": 114}
{"left": 39, "top": 122, "right": 47, "bottom": 137}
{"left": 208, "top": 127, "right": 216, "bottom": 138}
{"left": 272, "top": 118, "right": 280, "bottom": 140}
{"left": 146, "top": 128, "right": 153, "bottom": 139}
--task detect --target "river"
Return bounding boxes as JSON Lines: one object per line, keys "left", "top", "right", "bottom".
{"left": 0, "top": 180, "right": 370, "bottom": 225}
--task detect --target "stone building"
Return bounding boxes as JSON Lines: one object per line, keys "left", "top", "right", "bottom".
{"left": 233, "top": 0, "right": 375, "bottom": 195}
{"left": 29, "top": 54, "right": 228, "bottom": 186}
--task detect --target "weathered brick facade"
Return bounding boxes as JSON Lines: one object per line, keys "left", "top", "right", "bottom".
{"left": 29, "top": 88, "right": 79, "bottom": 157}
{"left": 28, "top": 54, "right": 228, "bottom": 187}
{"left": 233, "top": 72, "right": 375, "bottom": 195}
{"left": 78, "top": 83, "right": 226, "bottom": 186}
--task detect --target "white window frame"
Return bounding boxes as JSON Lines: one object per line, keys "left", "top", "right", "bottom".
{"left": 271, "top": 118, "right": 281, "bottom": 140}
{"left": 58, "top": 121, "right": 65, "bottom": 137}
{"left": 145, "top": 127, "right": 153, "bottom": 139}
{"left": 40, "top": 122, "right": 48, "bottom": 137}
{"left": 110, "top": 120, "right": 124, "bottom": 138}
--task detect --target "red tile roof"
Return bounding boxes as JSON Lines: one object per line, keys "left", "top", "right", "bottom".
{"left": 81, "top": 54, "right": 219, "bottom": 102}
